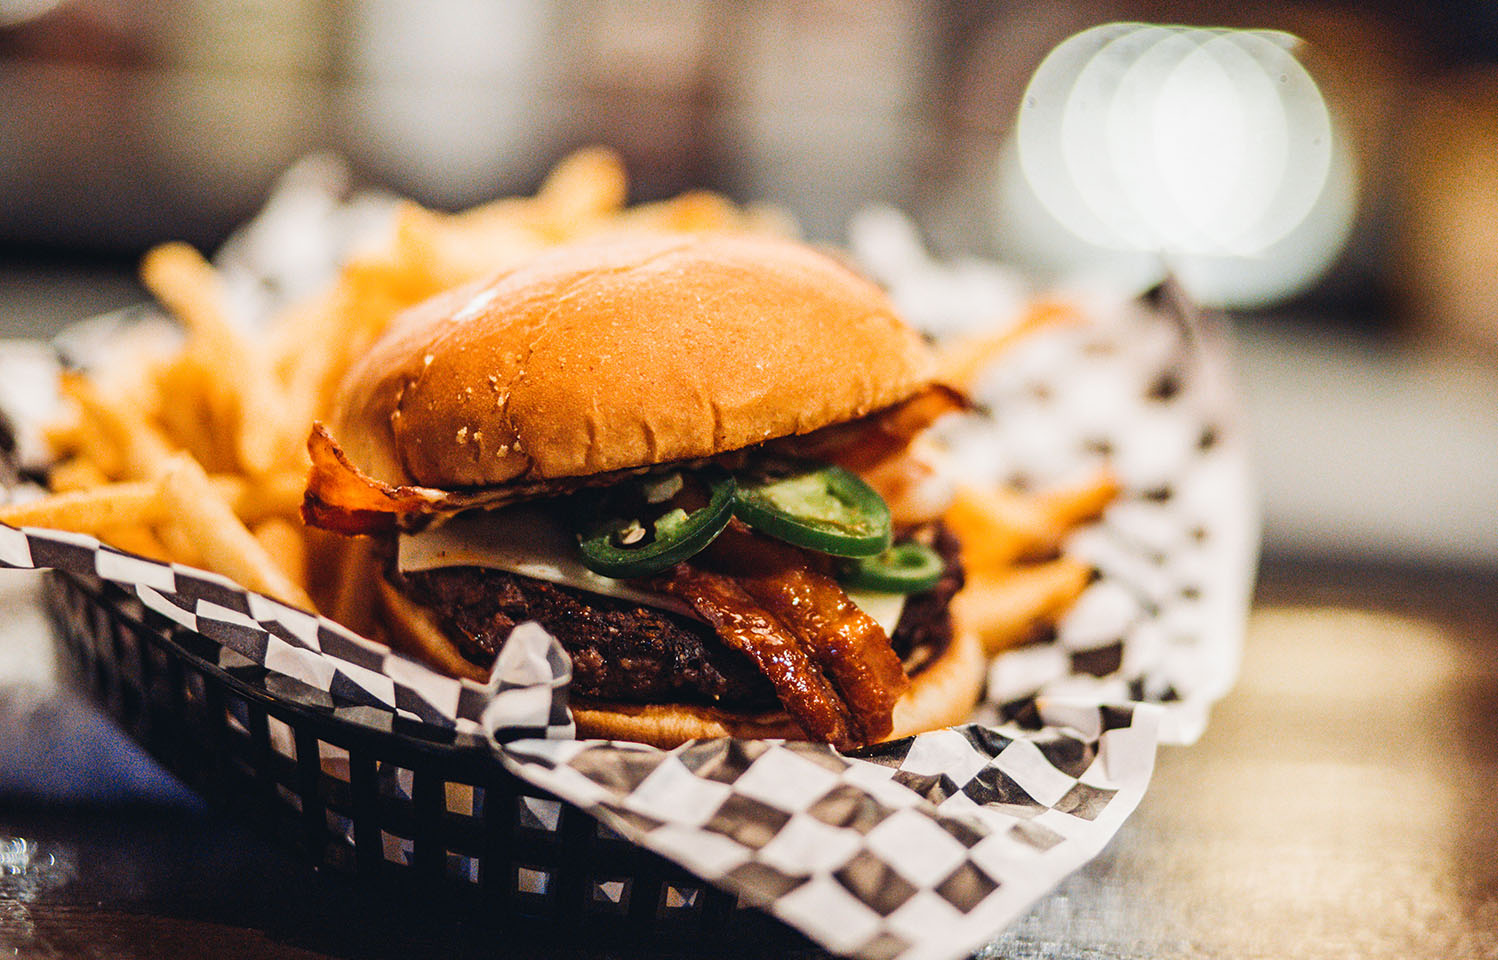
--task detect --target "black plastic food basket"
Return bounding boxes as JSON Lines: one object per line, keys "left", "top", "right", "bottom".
{"left": 45, "top": 569, "right": 808, "bottom": 946}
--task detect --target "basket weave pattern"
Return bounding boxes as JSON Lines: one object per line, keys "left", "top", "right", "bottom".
{"left": 45, "top": 570, "right": 806, "bottom": 942}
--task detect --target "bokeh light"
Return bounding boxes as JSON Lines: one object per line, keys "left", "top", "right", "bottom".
{"left": 1004, "top": 23, "right": 1357, "bottom": 308}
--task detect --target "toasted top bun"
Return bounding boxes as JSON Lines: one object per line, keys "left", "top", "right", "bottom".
{"left": 330, "top": 232, "right": 933, "bottom": 490}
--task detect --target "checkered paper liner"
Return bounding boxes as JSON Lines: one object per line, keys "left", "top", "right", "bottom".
{"left": 952, "top": 286, "right": 1256, "bottom": 746}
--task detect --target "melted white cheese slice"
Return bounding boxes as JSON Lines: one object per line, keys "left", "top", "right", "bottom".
{"left": 398, "top": 506, "right": 907, "bottom": 634}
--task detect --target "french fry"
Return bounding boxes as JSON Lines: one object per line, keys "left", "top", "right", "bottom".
{"left": 140, "top": 243, "right": 245, "bottom": 359}
{"left": 947, "top": 470, "right": 1118, "bottom": 572}
{"left": 212, "top": 472, "right": 306, "bottom": 526}
{"left": 141, "top": 243, "right": 292, "bottom": 477}
{"left": 267, "top": 288, "right": 350, "bottom": 437}
{"left": 743, "top": 202, "right": 800, "bottom": 237}
{"left": 955, "top": 557, "right": 1093, "bottom": 656}
{"left": 252, "top": 516, "right": 307, "bottom": 589}
{"left": 4, "top": 466, "right": 304, "bottom": 535}
{"left": 139, "top": 243, "right": 247, "bottom": 459}
{"left": 389, "top": 203, "right": 542, "bottom": 301}
{"left": 40, "top": 413, "right": 84, "bottom": 461}
{"left": 99, "top": 524, "right": 173, "bottom": 564}
{"left": 159, "top": 454, "right": 313, "bottom": 610}
{"left": 281, "top": 280, "right": 396, "bottom": 425}
{"left": 58, "top": 372, "right": 175, "bottom": 481}
{"left": 47, "top": 458, "right": 112, "bottom": 493}
{"left": 234, "top": 377, "right": 293, "bottom": 479}
{"left": 267, "top": 285, "right": 335, "bottom": 376}
{"left": 324, "top": 535, "right": 383, "bottom": 639}
{"left": 1033, "top": 472, "right": 1120, "bottom": 533}
{"left": 935, "top": 299, "right": 1078, "bottom": 392}
{"left": 0, "top": 479, "right": 168, "bottom": 533}
{"left": 90, "top": 340, "right": 168, "bottom": 415}
{"left": 608, "top": 190, "right": 740, "bottom": 234}
{"left": 375, "top": 576, "right": 488, "bottom": 683}
{"left": 155, "top": 522, "right": 204, "bottom": 569}
{"left": 533, "top": 145, "right": 628, "bottom": 235}
{"left": 153, "top": 353, "right": 232, "bottom": 472}
{"left": 0, "top": 472, "right": 202, "bottom": 568}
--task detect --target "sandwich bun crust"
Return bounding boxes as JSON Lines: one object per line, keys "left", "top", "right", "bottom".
{"left": 330, "top": 232, "right": 933, "bottom": 491}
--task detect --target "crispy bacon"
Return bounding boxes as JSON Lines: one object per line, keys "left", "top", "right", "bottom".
{"left": 303, "top": 385, "right": 969, "bottom": 535}
{"left": 773, "top": 383, "right": 969, "bottom": 471}
{"left": 304, "top": 423, "right": 709, "bottom": 534}
{"left": 652, "top": 563, "right": 857, "bottom": 749}
{"left": 304, "top": 424, "right": 486, "bottom": 534}
{"left": 706, "top": 523, "right": 908, "bottom": 744}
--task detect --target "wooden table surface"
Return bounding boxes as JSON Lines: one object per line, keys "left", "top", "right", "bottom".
{"left": 3, "top": 558, "right": 1496, "bottom": 959}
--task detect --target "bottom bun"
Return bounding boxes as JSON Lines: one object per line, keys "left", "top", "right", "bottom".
{"left": 375, "top": 573, "right": 986, "bottom": 747}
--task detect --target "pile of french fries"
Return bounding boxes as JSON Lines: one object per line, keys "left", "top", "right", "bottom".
{"left": 946, "top": 476, "right": 1115, "bottom": 654}
{"left": 935, "top": 298, "right": 1119, "bottom": 654}
{"left": 1, "top": 145, "right": 1114, "bottom": 664}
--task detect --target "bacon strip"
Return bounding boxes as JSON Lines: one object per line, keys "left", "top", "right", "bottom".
{"left": 652, "top": 563, "right": 856, "bottom": 749}
{"left": 303, "top": 424, "right": 493, "bottom": 534}
{"left": 774, "top": 383, "right": 969, "bottom": 471}
{"left": 707, "top": 523, "right": 908, "bottom": 744}
{"left": 303, "top": 423, "right": 701, "bottom": 534}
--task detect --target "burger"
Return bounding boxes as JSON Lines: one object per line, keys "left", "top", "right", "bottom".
{"left": 302, "top": 231, "right": 984, "bottom": 750}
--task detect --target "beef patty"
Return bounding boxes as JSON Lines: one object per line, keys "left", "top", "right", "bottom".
{"left": 391, "top": 522, "right": 964, "bottom": 709}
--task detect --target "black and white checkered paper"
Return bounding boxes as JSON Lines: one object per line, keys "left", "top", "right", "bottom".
{"left": 952, "top": 292, "right": 1255, "bottom": 745}
{"left": 0, "top": 523, "right": 574, "bottom": 742}
{"left": 502, "top": 708, "right": 1156, "bottom": 960}
{"left": 0, "top": 180, "right": 1255, "bottom": 960}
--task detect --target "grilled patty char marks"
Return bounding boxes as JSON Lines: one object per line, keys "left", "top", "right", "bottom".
{"left": 390, "top": 522, "right": 964, "bottom": 709}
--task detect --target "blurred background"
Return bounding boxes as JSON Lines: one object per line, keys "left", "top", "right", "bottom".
{"left": 1, "top": 0, "right": 1495, "bottom": 572}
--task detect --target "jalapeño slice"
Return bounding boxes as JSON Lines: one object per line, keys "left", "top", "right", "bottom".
{"left": 574, "top": 470, "right": 735, "bottom": 579}
{"left": 839, "top": 541, "right": 944, "bottom": 593}
{"left": 733, "top": 464, "right": 891, "bottom": 558}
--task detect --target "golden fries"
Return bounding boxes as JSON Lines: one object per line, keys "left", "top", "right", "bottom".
{"left": 943, "top": 469, "right": 1118, "bottom": 655}
{"left": 58, "top": 372, "right": 175, "bottom": 481}
{"left": 159, "top": 454, "right": 313, "bottom": 609}
{"left": 0, "top": 480, "right": 169, "bottom": 533}
{"left": 252, "top": 516, "right": 308, "bottom": 591}
{"left": 98, "top": 524, "right": 173, "bottom": 564}
{"left": 323, "top": 535, "right": 384, "bottom": 640}
{"left": 139, "top": 242, "right": 240, "bottom": 351}
{"left": 141, "top": 243, "right": 293, "bottom": 477}
{"left": 956, "top": 557, "right": 1094, "bottom": 656}
{"left": 935, "top": 299, "right": 1079, "bottom": 392}
{"left": 946, "top": 470, "right": 1119, "bottom": 571}
{"left": 213, "top": 472, "right": 307, "bottom": 526}
{"left": 47, "top": 458, "right": 112, "bottom": 493}
{"left": 533, "top": 145, "right": 628, "bottom": 236}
